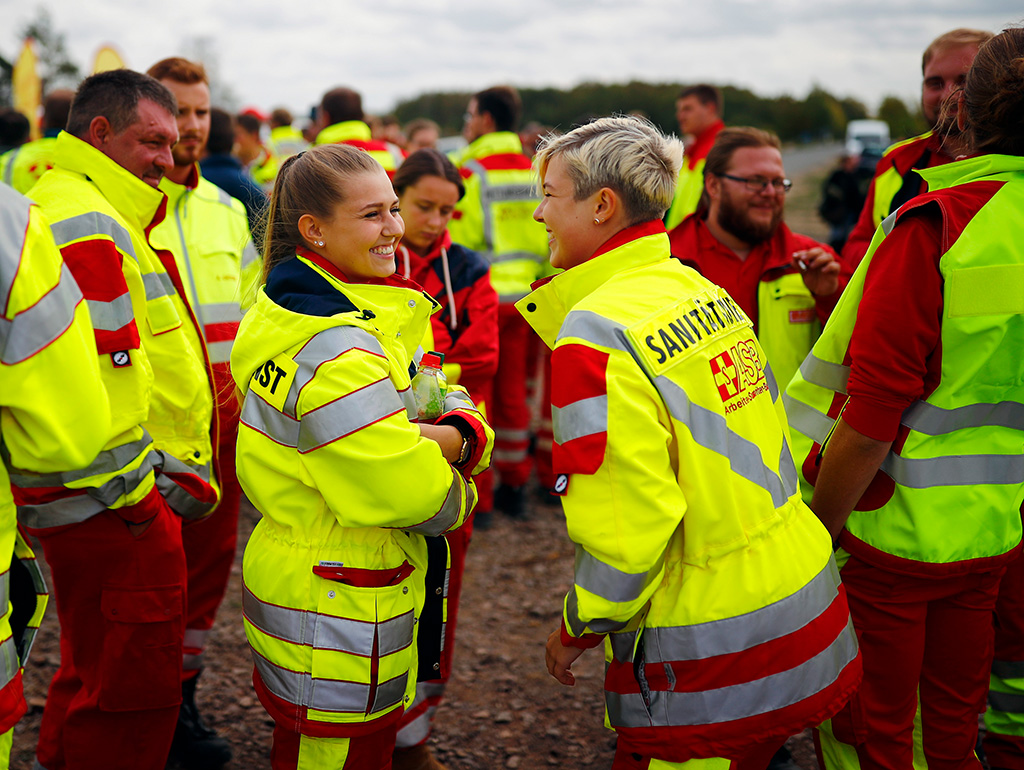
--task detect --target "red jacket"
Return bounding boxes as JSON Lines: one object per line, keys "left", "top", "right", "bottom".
{"left": 398, "top": 232, "right": 499, "bottom": 400}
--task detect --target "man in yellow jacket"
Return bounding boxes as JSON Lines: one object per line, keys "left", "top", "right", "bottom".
{"left": 0, "top": 183, "right": 110, "bottom": 769}
{"left": 147, "top": 56, "right": 259, "bottom": 769}
{"left": 22, "top": 69, "right": 218, "bottom": 770}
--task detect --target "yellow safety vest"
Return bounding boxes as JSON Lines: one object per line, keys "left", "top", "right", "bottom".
{"left": 448, "top": 132, "right": 549, "bottom": 303}
{"left": 23, "top": 132, "right": 217, "bottom": 526}
{"left": 0, "top": 135, "right": 58, "bottom": 194}
{"left": 233, "top": 253, "right": 490, "bottom": 734}
{"left": 314, "top": 121, "right": 402, "bottom": 174}
{"left": 784, "top": 153, "right": 1024, "bottom": 569}
{"left": 268, "top": 125, "right": 308, "bottom": 160}
{"left": 517, "top": 224, "right": 858, "bottom": 757}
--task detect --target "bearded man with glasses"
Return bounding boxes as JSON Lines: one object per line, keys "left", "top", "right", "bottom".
{"left": 669, "top": 126, "right": 850, "bottom": 392}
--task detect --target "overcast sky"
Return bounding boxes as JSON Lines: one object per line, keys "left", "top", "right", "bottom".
{"left": 7, "top": 1, "right": 1022, "bottom": 126}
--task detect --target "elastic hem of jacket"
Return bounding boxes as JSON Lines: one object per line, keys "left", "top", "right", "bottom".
{"left": 560, "top": 619, "right": 604, "bottom": 650}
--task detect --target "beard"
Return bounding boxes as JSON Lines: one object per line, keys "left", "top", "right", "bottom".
{"left": 716, "top": 187, "right": 783, "bottom": 246}
{"left": 172, "top": 136, "right": 204, "bottom": 168}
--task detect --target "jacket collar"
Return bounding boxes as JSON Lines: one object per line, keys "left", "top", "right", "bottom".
{"left": 919, "top": 153, "right": 1024, "bottom": 192}
{"left": 53, "top": 131, "right": 168, "bottom": 233}
{"left": 315, "top": 120, "right": 372, "bottom": 145}
{"left": 158, "top": 164, "right": 201, "bottom": 204}
{"left": 519, "top": 220, "right": 668, "bottom": 347}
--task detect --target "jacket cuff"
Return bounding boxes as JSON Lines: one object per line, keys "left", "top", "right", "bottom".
{"left": 560, "top": 618, "right": 605, "bottom": 650}
{"left": 437, "top": 412, "right": 489, "bottom": 476}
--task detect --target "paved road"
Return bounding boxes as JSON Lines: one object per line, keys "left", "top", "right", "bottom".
{"left": 782, "top": 141, "right": 844, "bottom": 177}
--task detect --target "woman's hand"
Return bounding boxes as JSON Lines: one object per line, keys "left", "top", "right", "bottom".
{"left": 546, "top": 629, "right": 585, "bottom": 686}
{"left": 418, "top": 423, "right": 463, "bottom": 464}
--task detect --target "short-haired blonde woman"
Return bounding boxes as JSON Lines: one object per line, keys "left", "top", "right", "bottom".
{"left": 231, "top": 143, "right": 492, "bottom": 770}
{"left": 521, "top": 116, "right": 861, "bottom": 769}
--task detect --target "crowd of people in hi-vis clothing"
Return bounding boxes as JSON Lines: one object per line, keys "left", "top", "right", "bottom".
{"left": 1, "top": 20, "right": 1024, "bottom": 770}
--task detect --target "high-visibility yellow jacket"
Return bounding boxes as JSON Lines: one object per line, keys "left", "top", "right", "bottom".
{"left": 517, "top": 221, "right": 860, "bottom": 761}
{"left": 448, "top": 132, "right": 549, "bottom": 303}
{"left": 314, "top": 121, "right": 403, "bottom": 175}
{"left": 0, "top": 134, "right": 58, "bottom": 194}
{"left": 233, "top": 250, "right": 492, "bottom": 736}
{"left": 268, "top": 125, "right": 308, "bottom": 161}
{"left": 784, "top": 153, "right": 1024, "bottom": 573}
{"left": 0, "top": 184, "right": 109, "bottom": 731}
{"left": 152, "top": 166, "right": 259, "bottom": 432}
{"left": 20, "top": 132, "right": 218, "bottom": 528}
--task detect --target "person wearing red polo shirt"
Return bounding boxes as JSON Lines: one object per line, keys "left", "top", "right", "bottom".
{"left": 664, "top": 83, "right": 726, "bottom": 231}
{"left": 669, "top": 126, "right": 847, "bottom": 396}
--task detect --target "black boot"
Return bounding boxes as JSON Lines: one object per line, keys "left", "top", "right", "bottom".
{"left": 169, "top": 673, "right": 232, "bottom": 769}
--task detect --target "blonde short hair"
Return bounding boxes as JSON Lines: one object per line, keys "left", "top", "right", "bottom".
{"left": 534, "top": 115, "right": 684, "bottom": 224}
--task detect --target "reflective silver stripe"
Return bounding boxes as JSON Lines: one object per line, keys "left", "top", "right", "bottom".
{"left": 18, "top": 494, "right": 106, "bottom": 529}
{"left": 184, "top": 628, "right": 209, "bottom": 649}
{"left": 395, "top": 681, "right": 447, "bottom": 747}
{"left": 765, "top": 362, "right": 780, "bottom": 400}
{"left": 206, "top": 339, "right": 233, "bottom": 364}
{"left": 993, "top": 659, "right": 1024, "bottom": 680}
{"left": 782, "top": 393, "right": 834, "bottom": 444}
{"left": 552, "top": 395, "right": 607, "bottom": 444}
{"left": 244, "top": 584, "right": 414, "bottom": 657}
{"left": 443, "top": 390, "right": 476, "bottom": 413}
{"left": 400, "top": 386, "right": 417, "bottom": 419}
{"left": 492, "top": 448, "right": 528, "bottom": 463}
{"left": 881, "top": 210, "right": 899, "bottom": 236}
{"left": 300, "top": 379, "right": 405, "bottom": 452}
{"left": 0, "top": 572, "right": 9, "bottom": 625}
{"left": 153, "top": 452, "right": 213, "bottom": 520}
{"left": 653, "top": 376, "right": 796, "bottom": 508}
{"left": 575, "top": 543, "right": 662, "bottom": 605}
{"left": 607, "top": 616, "right": 858, "bottom": 727}
{"left": 882, "top": 451, "right": 1024, "bottom": 488}
{"left": 254, "top": 650, "right": 408, "bottom": 714}
{"left": 463, "top": 158, "right": 538, "bottom": 255}
{"left": 0, "top": 634, "right": 20, "bottom": 695}
{"left": 799, "top": 353, "right": 850, "bottom": 395}
{"left": 630, "top": 560, "right": 840, "bottom": 663}
{"left": 0, "top": 186, "right": 31, "bottom": 310}
{"left": 284, "top": 326, "right": 386, "bottom": 418}
{"left": 498, "top": 290, "right": 531, "bottom": 303}
{"left": 2, "top": 263, "right": 82, "bottom": 364}
{"left": 200, "top": 302, "right": 243, "bottom": 325}
{"left": 142, "top": 270, "right": 176, "bottom": 301}
{"left": 7, "top": 433, "right": 153, "bottom": 487}
{"left": 901, "top": 399, "right": 1024, "bottom": 436}
{"left": 558, "top": 310, "right": 626, "bottom": 351}
{"left": 2, "top": 148, "right": 18, "bottom": 187}
{"left": 403, "top": 473, "right": 466, "bottom": 536}
{"left": 241, "top": 392, "right": 301, "bottom": 447}
{"left": 565, "top": 586, "right": 630, "bottom": 636}
{"left": 85, "top": 292, "right": 134, "bottom": 333}
{"left": 241, "top": 240, "right": 259, "bottom": 270}
{"left": 989, "top": 690, "right": 1024, "bottom": 715}
{"left": 213, "top": 187, "right": 233, "bottom": 207}
{"left": 495, "top": 428, "right": 530, "bottom": 441}
{"left": 49, "top": 211, "right": 137, "bottom": 262}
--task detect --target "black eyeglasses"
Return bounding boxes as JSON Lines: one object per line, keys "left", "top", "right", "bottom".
{"left": 718, "top": 173, "right": 793, "bottom": 194}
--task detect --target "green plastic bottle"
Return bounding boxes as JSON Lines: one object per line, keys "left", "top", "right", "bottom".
{"left": 412, "top": 351, "right": 447, "bottom": 421}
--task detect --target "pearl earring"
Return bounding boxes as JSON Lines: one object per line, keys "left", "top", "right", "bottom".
{"left": 594, "top": 218, "right": 601, "bottom": 225}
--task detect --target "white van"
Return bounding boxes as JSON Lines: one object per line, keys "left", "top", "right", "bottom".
{"left": 845, "top": 119, "right": 891, "bottom": 157}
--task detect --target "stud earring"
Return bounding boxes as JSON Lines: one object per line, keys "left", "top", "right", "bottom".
{"left": 594, "top": 218, "right": 601, "bottom": 225}
{"left": 315, "top": 240, "right": 324, "bottom": 247}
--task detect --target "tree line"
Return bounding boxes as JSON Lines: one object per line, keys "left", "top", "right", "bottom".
{"left": 394, "top": 82, "right": 927, "bottom": 145}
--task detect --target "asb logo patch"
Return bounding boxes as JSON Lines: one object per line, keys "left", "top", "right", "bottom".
{"left": 708, "top": 337, "right": 768, "bottom": 411}
{"left": 111, "top": 351, "right": 131, "bottom": 368}
{"left": 552, "top": 474, "right": 570, "bottom": 496}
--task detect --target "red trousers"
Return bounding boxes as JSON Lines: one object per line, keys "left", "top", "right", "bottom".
{"left": 394, "top": 522, "right": 473, "bottom": 747}
{"left": 181, "top": 423, "right": 241, "bottom": 678}
{"left": 271, "top": 722, "right": 396, "bottom": 770}
{"left": 492, "top": 304, "right": 534, "bottom": 487}
{"left": 816, "top": 553, "right": 1002, "bottom": 770}
{"left": 31, "top": 493, "right": 186, "bottom": 770}
{"left": 612, "top": 737, "right": 783, "bottom": 768}
{"left": 984, "top": 548, "right": 1024, "bottom": 768}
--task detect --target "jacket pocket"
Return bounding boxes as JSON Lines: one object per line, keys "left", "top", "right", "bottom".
{"left": 307, "top": 565, "right": 417, "bottom": 723}
{"left": 98, "top": 585, "right": 183, "bottom": 711}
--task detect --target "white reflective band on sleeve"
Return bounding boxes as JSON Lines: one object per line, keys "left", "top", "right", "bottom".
{"left": 573, "top": 543, "right": 662, "bottom": 605}
{"left": 401, "top": 471, "right": 466, "bottom": 537}
{"left": 49, "top": 211, "right": 137, "bottom": 261}
{"left": 84, "top": 292, "right": 133, "bottom": 332}
{"left": 1, "top": 263, "right": 83, "bottom": 364}
{"left": 552, "top": 395, "right": 607, "bottom": 444}
{"left": 142, "top": 270, "right": 177, "bottom": 300}
{"left": 299, "top": 379, "right": 405, "bottom": 452}
{"left": 283, "top": 327, "right": 386, "bottom": 418}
